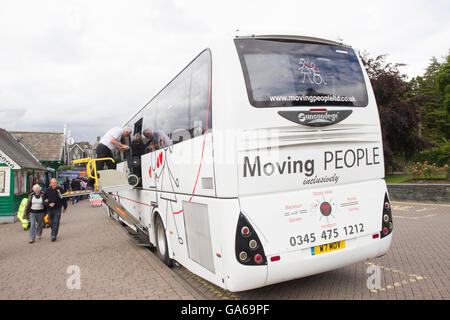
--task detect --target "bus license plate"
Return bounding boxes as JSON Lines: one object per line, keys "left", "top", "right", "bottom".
{"left": 311, "top": 240, "right": 345, "bottom": 256}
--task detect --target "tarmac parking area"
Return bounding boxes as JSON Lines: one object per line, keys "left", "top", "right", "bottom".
{"left": 1, "top": 200, "right": 448, "bottom": 300}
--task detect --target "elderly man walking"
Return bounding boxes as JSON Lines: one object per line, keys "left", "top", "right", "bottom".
{"left": 25, "top": 184, "right": 47, "bottom": 243}
{"left": 96, "top": 126, "right": 132, "bottom": 170}
{"left": 44, "top": 178, "right": 67, "bottom": 242}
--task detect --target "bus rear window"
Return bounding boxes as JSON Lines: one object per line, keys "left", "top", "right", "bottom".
{"left": 234, "top": 38, "right": 368, "bottom": 108}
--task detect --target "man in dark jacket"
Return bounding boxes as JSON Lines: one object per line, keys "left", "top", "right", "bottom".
{"left": 44, "top": 178, "right": 68, "bottom": 241}
{"left": 70, "top": 178, "right": 81, "bottom": 204}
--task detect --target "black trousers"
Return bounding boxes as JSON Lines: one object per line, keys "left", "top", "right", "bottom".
{"left": 96, "top": 143, "right": 116, "bottom": 170}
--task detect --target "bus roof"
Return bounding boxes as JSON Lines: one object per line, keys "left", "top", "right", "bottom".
{"left": 234, "top": 34, "right": 351, "bottom": 48}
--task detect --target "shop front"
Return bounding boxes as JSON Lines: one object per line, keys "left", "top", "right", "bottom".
{"left": 0, "top": 129, "right": 48, "bottom": 223}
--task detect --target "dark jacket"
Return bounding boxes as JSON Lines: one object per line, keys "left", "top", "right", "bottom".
{"left": 63, "top": 181, "right": 71, "bottom": 192}
{"left": 24, "top": 191, "right": 47, "bottom": 218}
{"left": 131, "top": 141, "right": 146, "bottom": 158}
{"left": 43, "top": 186, "right": 67, "bottom": 210}
{"left": 71, "top": 179, "right": 81, "bottom": 191}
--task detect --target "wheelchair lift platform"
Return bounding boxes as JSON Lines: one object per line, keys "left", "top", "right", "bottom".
{"left": 71, "top": 157, "right": 142, "bottom": 229}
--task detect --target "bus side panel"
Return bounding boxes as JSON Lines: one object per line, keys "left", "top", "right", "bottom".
{"left": 158, "top": 193, "right": 241, "bottom": 291}
{"left": 155, "top": 191, "right": 270, "bottom": 293}
{"left": 210, "top": 39, "right": 243, "bottom": 199}
{"left": 104, "top": 188, "right": 155, "bottom": 234}
{"left": 141, "top": 134, "right": 216, "bottom": 199}
{"left": 217, "top": 201, "right": 268, "bottom": 292}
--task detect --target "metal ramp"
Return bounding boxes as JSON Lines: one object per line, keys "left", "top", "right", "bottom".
{"left": 71, "top": 157, "right": 146, "bottom": 236}
{"left": 126, "top": 228, "right": 152, "bottom": 247}
{"left": 99, "top": 190, "right": 141, "bottom": 227}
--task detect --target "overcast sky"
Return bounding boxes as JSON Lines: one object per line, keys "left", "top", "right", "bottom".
{"left": 0, "top": 0, "right": 449, "bottom": 144}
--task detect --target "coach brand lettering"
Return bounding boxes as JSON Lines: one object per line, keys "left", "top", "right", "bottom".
{"left": 244, "top": 156, "right": 315, "bottom": 177}
{"left": 303, "top": 174, "right": 339, "bottom": 185}
{"left": 244, "top": 147, "right": 381, "bottom": 179}
{"left": 324, "top": 147, "right": 380, "bottom": 170}
{"left": 298, "top": 112, "right": 338, "bottom": 123}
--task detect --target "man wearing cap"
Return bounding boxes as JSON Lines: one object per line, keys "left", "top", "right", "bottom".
{"left": 96, "top": 127, "right": 132, "bottom": 170}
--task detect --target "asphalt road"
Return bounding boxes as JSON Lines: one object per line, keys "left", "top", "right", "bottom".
{"left": 2, "top": 199, "right": 447, "bottom": 300}
{"left": 171, "top": 201, "right": 450, "bottom": 300}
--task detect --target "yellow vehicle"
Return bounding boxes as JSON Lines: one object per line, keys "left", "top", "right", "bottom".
{"left": 72, "top": 157, "right": 115, "bottom": 191}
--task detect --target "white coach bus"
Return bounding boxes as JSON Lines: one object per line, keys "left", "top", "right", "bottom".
{"left": 104, "top": 32, "right": 393, "bottom": 292}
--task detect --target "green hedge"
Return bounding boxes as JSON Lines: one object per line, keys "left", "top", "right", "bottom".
{"left": 412, "top": 141, "right": 450, "bottom": 167}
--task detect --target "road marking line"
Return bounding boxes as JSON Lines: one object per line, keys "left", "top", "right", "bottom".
{"left": 393, "top": 214, "right": 438, "bottom": 220}
{"left": 181, "top": 267, "right": 240, "bottom": 300}
{"left": 391, "top": 201, "right": 450, "bottom": 207}
{"left": 365, "top": 262, "right": 428, "bottom": 293}
{"left": 391, "top": 205, "right": 413, "bottom": 211}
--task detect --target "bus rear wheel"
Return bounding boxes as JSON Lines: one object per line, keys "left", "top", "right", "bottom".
{"left": 155, "top": 215, "right": 173, "bottom": 267}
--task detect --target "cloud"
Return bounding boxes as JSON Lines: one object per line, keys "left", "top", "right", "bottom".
{"left": 0, "top": 0, "right": 448, "bottom": 143}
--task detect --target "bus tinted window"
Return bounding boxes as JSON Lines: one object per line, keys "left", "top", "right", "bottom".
{"left": 155, "top": 66, "right": 191, "bottom": 144}
{"left": 142, "top": 99, "right": 156, "bottom": 138}
{"left": 133, "top": 118, "right": 143, "bottom": 135}
{"left": 141, "top": 49, "right": 212, "bottom": 149}
{"left": 234, "top": 39, "right": 368, "bottom": 108}
{"left": 190, "top": 50, "right": 212, "bottom": 136}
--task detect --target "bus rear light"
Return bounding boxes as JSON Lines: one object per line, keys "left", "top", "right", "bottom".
{"left": 239, "top": 251, "right": 248, "bottom": 261}
{"left": 254, "top": 254, "right": 263, "bottom": 264}
{"left": 249, "top": 239, "right": 258, "bottom": 249}
{"left": 270, "top": 256, "right": 281, "bottom": 262}
{"left": 372, "top": 233, "right": 379, "bottom": 239}
{"left": 241, "top": 226, "right": 251, "bottom": 237}
{"left": 380, "top": 193, "right": 393, "bottom": 239}
{"left": 235, "top": 213, "right": 267, "bottom": 266}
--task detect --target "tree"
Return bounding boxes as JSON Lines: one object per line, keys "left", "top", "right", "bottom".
{"left": 411, "top": 54, "right": 450, "bottom": 145}
{"left": 434, "top": 54, "right": 450, "bottom": 140}
{"left": 359, "top": 52, "right": 429, "bottom": 173}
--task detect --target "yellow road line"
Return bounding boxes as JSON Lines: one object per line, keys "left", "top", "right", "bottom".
{"left": 391, "top": 201, "right": 450, "bottom": 207}
{"left": 365, "top": 262, "right": 427, "bottom": 293}
{"left": 393, "top": 214, "right": 438, "bottom": 220}
{"left": 181, "top": 267, "right": 240, "bottom": 300}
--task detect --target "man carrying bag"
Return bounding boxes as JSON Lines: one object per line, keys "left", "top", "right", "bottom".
{"left": 44, "top": 178, "right": 68, "bottom": 242}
